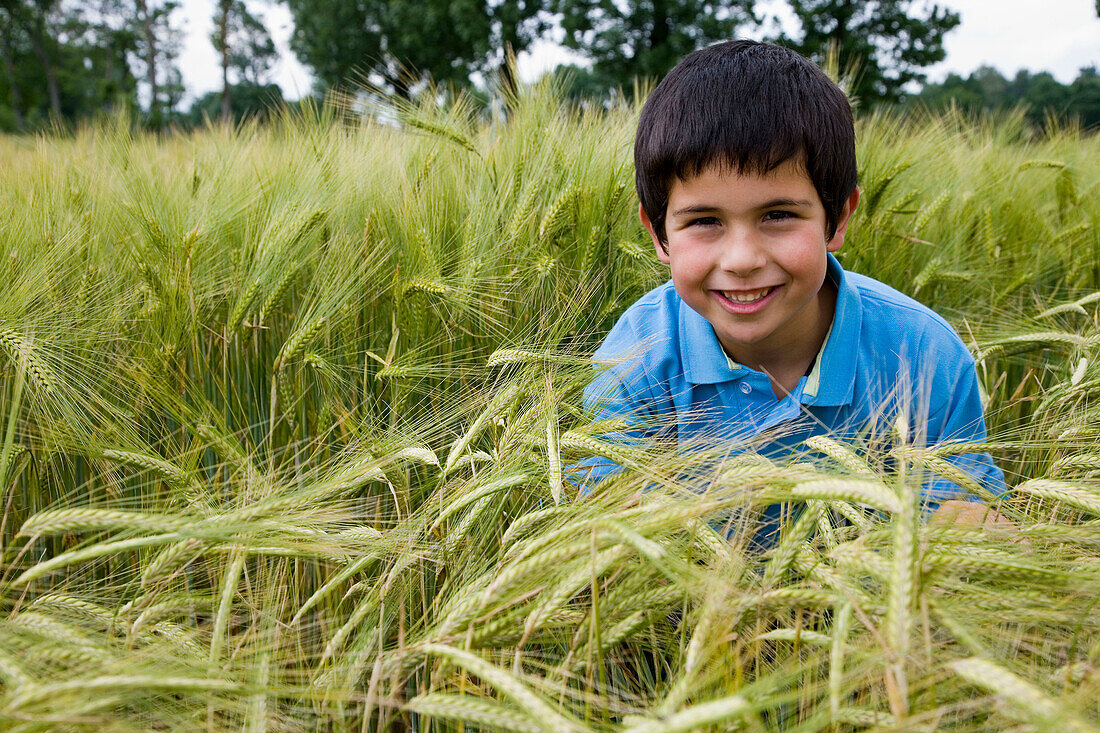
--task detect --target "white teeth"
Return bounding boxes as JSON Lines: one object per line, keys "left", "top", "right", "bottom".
{"left": 722, "top": 287, "right": 772, "bottom": 303}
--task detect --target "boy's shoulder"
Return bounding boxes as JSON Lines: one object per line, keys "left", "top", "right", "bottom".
{"left": 844, "top": 269, "right": 972, "bottom": 360}
{"left": 594, "top": 280, "right": 681, "bottom": 360}
{"left": 596, "top": 264, "right": 974, "bottom": 373}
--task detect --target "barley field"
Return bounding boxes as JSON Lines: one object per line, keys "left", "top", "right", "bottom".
{"left": 0, "top": 84, "right": 1098, "bottom": 731}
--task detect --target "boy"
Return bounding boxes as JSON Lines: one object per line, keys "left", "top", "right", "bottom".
{"left": 577, "top": 40, "right": 1006, "bottom": 526}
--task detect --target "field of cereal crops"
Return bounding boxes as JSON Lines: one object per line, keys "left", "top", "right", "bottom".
{"left": 0, "top": 85, "right": 1098, "bottom": 731}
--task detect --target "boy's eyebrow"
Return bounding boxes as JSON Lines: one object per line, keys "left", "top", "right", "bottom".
{"left": 760, "top": 197, "right": 815, "bottom": 209}
{"left": 670, "top": 198, "right": 815, "bottom": 217}
{"left": 670, "top": 204, "right": 721, "bottom": 217}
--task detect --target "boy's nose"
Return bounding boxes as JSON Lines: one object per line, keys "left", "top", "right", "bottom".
{"left": 717, "top": 232, "right": 768, "bottom": 276}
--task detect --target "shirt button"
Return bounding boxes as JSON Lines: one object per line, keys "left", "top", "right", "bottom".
{"left": 739, "top": 382, "right": 751, "bottom": 394}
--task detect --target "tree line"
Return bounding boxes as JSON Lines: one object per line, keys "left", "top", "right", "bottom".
{"left": 909, "top": 65, "right": 1100, "bottom": 130}
{"left": 0, "top": 0, "right": 280, "bottom": 131}
{"left": 1, "top": 0, "right": 1097, "bottom": 133}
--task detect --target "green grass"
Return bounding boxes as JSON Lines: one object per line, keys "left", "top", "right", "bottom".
{"left": 0, "top": 83, "right": 1097, "bottom": 731}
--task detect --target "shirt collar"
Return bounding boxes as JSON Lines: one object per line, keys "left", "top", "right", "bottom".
{"left": 679, "top": 253, "right": 860, "bottom": 407}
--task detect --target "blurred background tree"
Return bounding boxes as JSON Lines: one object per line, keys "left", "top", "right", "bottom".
{"left": 212, "top": 0, "right": 277, "bottom": 120}
{"left": 0, "top": 0, "right": 1097, "bottom": 132}
{"left": 0, "top": 0, "right": 140, "bottom": 129}
{"left": 773, "top": 0, "right": 960, "bottom": 104}
{"left": 129, "top": 0, "right": 182, "bottom": 128}
{"left": 281, "top": 0, "right": 546, "bottom": 98}
{"left": 551, "top": 0, "right": 755, "bottom": 98}
{"left": 913, "top": 64, "right": 1100, "bottom": 129}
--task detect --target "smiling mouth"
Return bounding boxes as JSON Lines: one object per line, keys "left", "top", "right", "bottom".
{"left": 719, "top": 286, "right": 776, "bottom": 304}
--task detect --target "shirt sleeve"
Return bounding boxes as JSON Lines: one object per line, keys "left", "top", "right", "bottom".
{"left": 918, "top": 344, "right": 1007, "bottom": 507}
{"left": 567, "top": 321, "right": 668, "bottom": 491}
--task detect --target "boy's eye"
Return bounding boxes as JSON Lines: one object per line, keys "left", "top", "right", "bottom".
{"left": 689, "top": 216, "right": 720, "bottom": 227}
{"left": 763, "top": 210, "right": 795, "bottom": 222}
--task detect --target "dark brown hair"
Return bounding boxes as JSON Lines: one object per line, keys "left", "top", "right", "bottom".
{"left": 635, "top": 40, "right": 858, "bottom": 247}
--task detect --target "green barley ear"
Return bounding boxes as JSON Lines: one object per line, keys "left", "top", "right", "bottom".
{"left": 757, "top": 478, "right": 903, "bottom": 514}
{"left": 420, "top": 644, "right": 584, "bottom": 731}
{"left": 405, "top": 693, "right": 543, "bottom": 733}
{"left": 257, "top": 261, "right": 300, "bottom": 324}
{"left": 1015, "top": 478, "right": 1100, "bottom": 517}
{"left": 625, "top": 695, "right": 753, "bottom": 733}
{"left": 951, "top": 657, "right": 1098, "bottom": 732}
{"left": 828, "top": 600, "right": 853, "bottom": 721}
{"left": 274, "top": 316, "right": 326, "bottom": 372}
{"left": 486, "top": 348, "right": 588, "bottom": 368}
{"left": 761, "top": 501, "right": 824, "bottom": 588}
{"left": 1038, "top": 292, "right": 1100, "bottom": 319}
{"left": 803, "top": 435, "right": 877, "bottom": 477}
{"left": 538, "top": 182, "right": 581, "bottom": 242}
{"left": 978, "top": 330, "right": 1086, "bottom": 360}
{"left": 99, "top": 448, "right": 199, "bottom": 498}
{"left": 504, "top": 183, "right": 541, "bottom": 245}
{"left": 443, "top": 382, "right": 522, "bottom": 475}
{"left": 140, "top": 538, "right": 205, "bottom": 589}
{"left": 545, "top": 375, "right": 563, "bottom": 504}
{"left": 401, "top": 115, "right": 480, "bottom": 157}
{"left": 227, "top": 277, "right": 261, "bottom": 332}
{"left": 912, "top": 189, "right": 951, "bottom": 233}
{"left": 861, "top": 159, "right": 913, "bottom": 217}
{"left": 18, "top": 507, "right": 189, "bottom": 537}
{"left": 0, "top": 328, "right": 58, "bottom": 397}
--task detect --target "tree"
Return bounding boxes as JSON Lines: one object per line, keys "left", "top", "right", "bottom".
{"left": 547, "top": 63, "right": 611, "bottom": 106}
{"left": 0, "top": 0, "right": 139, "bottom": 130}
{"left": 0, "top": 0, "right": 64, "bottom": 117}
{"left": 281, "top": 0, "right": 546, "bottom": 97}
{"left": 1068, "top": 66, "right": 1100, "bottom": 128}
{"left": 212, "top": 0, "right": 276, "bottom": 120}
{"left": 552, "top": 0, "right": 755, "bottom": 95}
{"left": 911, "top": 65, "right": 1100, "bottom": 132}
{"left": 0, "top": 5, "right": 31, "bottom": 128}
{"left": 189, "top": 80, "right": 283, "bottom": 125}
{"left": 130, "top": 0, "right": 180, "bottom": 128}
{"left": 777, "top": 0, "right": 960, "bottom": 105}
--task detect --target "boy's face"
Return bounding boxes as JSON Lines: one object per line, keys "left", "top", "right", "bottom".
{"left": 640, "top": 158, "right": 860, "bottom": 367}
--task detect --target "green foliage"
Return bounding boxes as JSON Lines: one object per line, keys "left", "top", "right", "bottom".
{"left": 915, "top": 65, "right": 1100, "bottom": 131}
{"left": 283, "top": 0, "right": 547, "bottom": 96}
{"left": 188, "top": 81, "right": 285, "bottom": 125}
{"left": 552, "top": 0, "right": 756, "bottom": 97}
{"left": 0, "top": 0, "right": 139, "bottom": 131}
{"left": 0, "top": 84, "right": 1097, "bottom": 730}
{"left": 777, "top": 0, "right": 961, "bottom": 105}
{"left": 211, "top": 0, "right": 276, "bottom": 87}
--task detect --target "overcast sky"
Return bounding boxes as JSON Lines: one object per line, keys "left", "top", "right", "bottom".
{"left": 177, "top": 0, "right": 1100, "bottom": 103}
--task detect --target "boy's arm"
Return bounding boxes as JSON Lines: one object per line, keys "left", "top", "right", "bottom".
{"left": 568, "top": 306, "right": 681, "bottom": 492}
{"left": 919, "top": 347, "right": 1008, "bottom": 512}
{"left": 569, "top": 353, "right": 664, "bottom": 488}
{"left": 930, "top": 499, "right": 1015, "bottom": 527}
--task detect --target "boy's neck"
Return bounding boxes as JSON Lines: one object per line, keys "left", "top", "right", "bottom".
{"left": 720, "top": 280, "right": 838, "bottom": 400}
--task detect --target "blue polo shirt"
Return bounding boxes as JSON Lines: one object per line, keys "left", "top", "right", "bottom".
{"left": 577, "top": 254, "right": 1006, "bottom": 507}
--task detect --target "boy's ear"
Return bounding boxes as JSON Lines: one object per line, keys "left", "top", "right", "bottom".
{"left": 639, "top": 204, "right": 671, "bottom": 264}
{"left": 826, "top": 187, "right": 861, "bottom": 253}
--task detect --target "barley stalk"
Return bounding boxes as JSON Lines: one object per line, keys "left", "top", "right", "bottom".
{"left": 0, "top": 328, "right": 57, "bottom": 396}
{"left": 1016, "top": 478, "right": 1100, "bottom": 516}
{"left": 626, "top": 695, "right": 752, "bottom": 733}
{"left": 546, "top": 379, "right": 563, "bottom": 504}
{"left": 405, "top": 693, "right": 543, "bottom": 733}
{"left": 951, "top": 657, "right": 1099, "bottom": 733}
{"left": 420, "top": 643, "right": 589, "bottom": 733}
